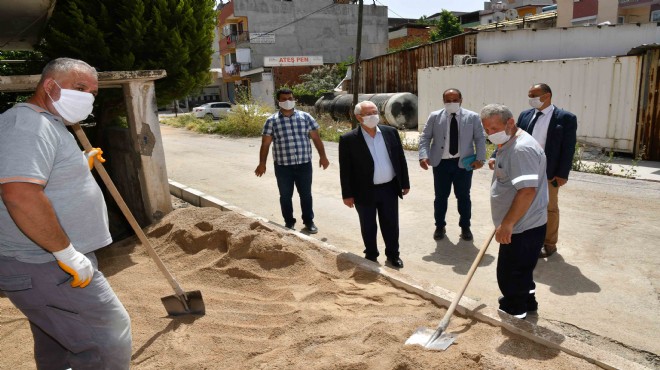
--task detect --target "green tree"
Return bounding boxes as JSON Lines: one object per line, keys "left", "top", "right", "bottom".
{"left": 291, "top": 64, "right": 344, "bottom": 100}
{"left": 38, "top": 0, "right": 217, "bottom": 122}
{"left": 429, "top": 10, "right": 463, "bottom": 42}
{"left": 0, "top": 51, "right": 45, "bottom": 112}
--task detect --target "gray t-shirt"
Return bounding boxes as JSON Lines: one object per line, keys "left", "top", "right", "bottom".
{"left": 491, "top": 130, "right": 548, "bottom": 234}
{"left": 0, "top": 103, "right": 112, "bottom": 263}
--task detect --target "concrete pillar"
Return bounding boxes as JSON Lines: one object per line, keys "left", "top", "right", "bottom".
{"left": 597, "top": 0, "right": 619, "bottom": 24}
{"left": 556, "top": 0, "right": 574, "bottom": 28}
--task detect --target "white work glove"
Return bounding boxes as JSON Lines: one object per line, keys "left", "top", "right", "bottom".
{"left": 53, "top": 244, "right": 94, "bottom": 288}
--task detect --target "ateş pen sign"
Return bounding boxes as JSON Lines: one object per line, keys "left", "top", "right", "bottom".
{"left": 264, "top": 56, "right": 323, "bottom": 67}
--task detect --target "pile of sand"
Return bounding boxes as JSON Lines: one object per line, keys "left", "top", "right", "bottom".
{"left": 0, "top": 207, "right": 598, "bottom": 369}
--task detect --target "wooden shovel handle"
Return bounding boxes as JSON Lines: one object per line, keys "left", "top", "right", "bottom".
{"left": 436, "top": 228, "right": 496, "bottom": 330}
{"left": 72, "top": 124, "right": 187, "bottom": 298}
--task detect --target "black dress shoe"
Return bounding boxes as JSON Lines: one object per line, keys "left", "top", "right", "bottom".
{"left": 284, "top": 222, "right": 295, "bottom": 229}
{"left": 460, "top": 227, "right": 473, "bottom": 241}
{"left": 387, "top": 257, "right": 404, "bottom": 268}
{"left": 365, "top": 255, "right": 378, "bottom": 263}
{"left": 433, "top": 227, "right": 446, "bottom": 240}
{"left": 304, "top": 223, "right": 318, "bottom": 234}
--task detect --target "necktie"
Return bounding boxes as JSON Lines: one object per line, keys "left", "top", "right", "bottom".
{"left": 527, "top": 111, "right": 543, "bottom": 134}
{"left": 449, "top": 113, "right": 458, "bottom": 156}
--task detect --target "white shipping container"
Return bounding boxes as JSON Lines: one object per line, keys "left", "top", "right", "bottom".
{"left": 418, "top": 56, "right": 641, "bottom": 153}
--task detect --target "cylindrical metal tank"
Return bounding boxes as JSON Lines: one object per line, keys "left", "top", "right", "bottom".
{"left": 315, "top": 92, "right": 418, "bottom": 129}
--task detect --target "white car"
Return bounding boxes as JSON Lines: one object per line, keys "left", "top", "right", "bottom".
{"left": 193, "top": 102, "right": 233, "bottom": 120}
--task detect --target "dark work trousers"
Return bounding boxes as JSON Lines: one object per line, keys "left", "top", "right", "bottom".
{"left": 497, "top": 224, "right": 546, "bottom": 315}
{"left": 0, "top": 253, "right": 132, "bottom": 370}
{"left": 354, "top": 180, "right": 400, "bottom": 260}
{"left": 274, "top": 162, "right": 314, "bottom": 225}
{"left": 433, "top": 158, "right": 473, "bottom": 228}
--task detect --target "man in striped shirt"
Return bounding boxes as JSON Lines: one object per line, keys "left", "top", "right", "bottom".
{"left": 481, "top": 104, "right": 548, "bottom": 320}
{"left": 255, "top": 88, "right": 329, "bottom": 233}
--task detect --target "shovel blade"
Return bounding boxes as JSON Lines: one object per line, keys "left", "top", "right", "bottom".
{"left": 405, "top": 327, "right": 457, "bottom": 351}
{"left": 161, "top": 290, "right": 205, "bottom": 316}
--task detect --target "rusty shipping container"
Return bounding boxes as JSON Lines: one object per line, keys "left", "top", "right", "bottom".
{"left": 632, "top": 46, "right": 660, "bottom": 161}
{"left": 352, "top": 32, "right": 477, "bottom": 95}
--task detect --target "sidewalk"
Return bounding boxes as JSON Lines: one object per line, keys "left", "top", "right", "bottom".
{"left": 580, "top": 157, "right": 660, "bottom": 182}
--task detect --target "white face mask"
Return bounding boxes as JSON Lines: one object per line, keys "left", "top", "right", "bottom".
{"left": 361, "top": 114, "right": 379, "bottom": 128}
{"left": 47, "top": 81, "right": 95, "bottom": 124}
{"left": 488, "top": 126, "right": 511, "bottom": 145}
{"left": 528, "top": 96, "right": 544, "bottom": 109}
{"left": 488, "top": 121, "right": 511, "bottom": 145}
{"left": 444, "top": 102, "right": 460, "bottom": 114}
{"left": 278, "top": 100, "right": 295, "bottom": 110}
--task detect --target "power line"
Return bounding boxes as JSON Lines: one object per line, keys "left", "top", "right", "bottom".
{"left": 248, "top": 2, "right": 339, "bottom": 41}
{"left": 373, "top": 0, "right": 407, "bottom": 20}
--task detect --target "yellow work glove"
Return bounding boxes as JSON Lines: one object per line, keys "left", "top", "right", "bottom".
{"left": 52, "top": 244, "right": 94, "bottom": 288}
{"left": 84, "top": 147, "right": 106, "bottom": 170}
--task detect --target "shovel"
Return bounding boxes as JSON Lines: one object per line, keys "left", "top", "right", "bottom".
{"left": 405, "top": 228, "right": 496, "bottom": 350}
{"left": 72, "top": 124, "right": 205, "bottom": 316}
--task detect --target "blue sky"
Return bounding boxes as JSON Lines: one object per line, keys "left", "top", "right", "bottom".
{"left": 373, "top": 0, "right": 486, "bottom": 19}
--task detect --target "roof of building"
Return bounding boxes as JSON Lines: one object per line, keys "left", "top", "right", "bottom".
{"left": 470, "top": 10, "right": 557, "bottom": 31}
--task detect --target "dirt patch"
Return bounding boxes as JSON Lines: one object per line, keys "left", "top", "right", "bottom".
{"left": 0, "top": 207, "right": 599, "bottom": 369}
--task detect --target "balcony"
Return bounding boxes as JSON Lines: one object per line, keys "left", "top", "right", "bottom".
{"left": 223, "top": 63, "right": 252, "bottom": 79}
{"left": 223, "top": 31, "right": 249, "bottom": 46}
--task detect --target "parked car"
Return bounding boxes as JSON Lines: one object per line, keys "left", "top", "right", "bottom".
{"left": 193, "top": 102, "right": 232, "bottom": 119}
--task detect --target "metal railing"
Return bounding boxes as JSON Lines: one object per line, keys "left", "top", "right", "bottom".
{"left": 223, "top": 62, "right": 252, "bottom": 77}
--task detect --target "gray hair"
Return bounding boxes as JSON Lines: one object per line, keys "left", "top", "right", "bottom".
{"left": 480, "top": 103, "right": 513, "bottom": 123}
{"left": 40, "top": 58, "right": 97, "bottom": 83}
{"left": 354, "top": 101, "right": 377, "bottom": 115}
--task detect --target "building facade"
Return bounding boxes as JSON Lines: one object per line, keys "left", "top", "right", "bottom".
{"left": 480, "top": 0, "right": 555, "bottom": 25}
{"left": 218, "top": 0, "right": 388, "bottom": 104}
{"left": 557, "top": 0, "right": 660, "bottom": 27}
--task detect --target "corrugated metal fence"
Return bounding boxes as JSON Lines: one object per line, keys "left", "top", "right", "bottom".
{"left": 354, "top": 32, "right": 477, "bottom": 95}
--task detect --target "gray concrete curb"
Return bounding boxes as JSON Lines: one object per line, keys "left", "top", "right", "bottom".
{"left": 168, "top": 179, "right": 649, "bottom": 370}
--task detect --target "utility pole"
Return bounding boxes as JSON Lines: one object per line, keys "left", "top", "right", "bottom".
{"left": 351, "top": 0, "right": 363, "bottom": 129}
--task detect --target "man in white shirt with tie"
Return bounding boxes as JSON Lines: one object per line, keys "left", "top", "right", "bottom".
{"left": 419, "top": 88, "right": 487, "bottom": 242}
{"left": 517, "top": 83, "right": 577, "bottom": 258}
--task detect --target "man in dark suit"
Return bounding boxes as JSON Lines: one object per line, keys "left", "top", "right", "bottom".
{"left": 339, "top": 101, "right": 410, "bottom": 268}
{"left": 518, "top": 83, "right": 577, "bottom": 258}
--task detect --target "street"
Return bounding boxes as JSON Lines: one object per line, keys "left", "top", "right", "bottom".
{"left": 160, "top": 124, "right": 660, "bottom": 365}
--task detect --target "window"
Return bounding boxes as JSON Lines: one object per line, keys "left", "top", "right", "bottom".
{"left": 651, "top": 10, "right": 660, "bottom": 22}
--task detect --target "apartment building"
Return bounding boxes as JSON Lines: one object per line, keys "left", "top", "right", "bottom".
{"left": 556, "top": 0, "right": 660, "bottom": 27}
{"left": 218, "top": 0, "right": 388, "bottom": 104}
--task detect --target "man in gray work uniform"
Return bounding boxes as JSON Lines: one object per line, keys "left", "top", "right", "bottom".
{"left": 0, "top": 58, "right": 131, "bottom": 369}
{"left": 480, "top": 103, "right": 548, "bottom": 319}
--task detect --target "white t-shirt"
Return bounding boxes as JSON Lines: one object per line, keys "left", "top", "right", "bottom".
{"left": 0, "top": 103, "right": 112, "bottom": 263}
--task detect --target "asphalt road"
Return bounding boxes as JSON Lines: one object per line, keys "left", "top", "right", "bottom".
{"left": 160, "top": 124, "right": 660, "bottom": 365}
